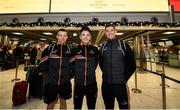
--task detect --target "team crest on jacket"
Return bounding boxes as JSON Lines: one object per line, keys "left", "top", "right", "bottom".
{"left": 52, "top": 50, "right": 57, "bottom": 53}
{"left": 77, "top": 50, "right": 82, "bottom": 54}
{"left": 89, "top": 50, "right": 94, "bottom": 54}
{"left": 65, "top": 50, "right": 71, "bottom": 54}
{"left": 117, "top": 46, "right": 122, "bottom": 51}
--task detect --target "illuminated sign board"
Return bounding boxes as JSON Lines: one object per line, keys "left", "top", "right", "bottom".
{"left": 0, "top": 0, "right": 169, "bottom": 14}
{"left": 0, "top": 0, "right": 49, "bottom": 14}
{"left": 51, "top": 0, "right": 169, "bottom": 12}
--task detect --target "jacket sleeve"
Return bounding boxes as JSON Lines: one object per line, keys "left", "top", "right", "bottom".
{"left": 38, "top": 47, "right": 50, "bottom": 73}
{"left": 98, "top": 46, "right": 103, "bottom": 71}
{"left": 69, "top": 47, "right": 76, "bottom": 79}
{"left": 94, "top": 46, "right": 99, "bottom": 69}
{"left": 124, "top": 43, "right": 136, "bottom": 82}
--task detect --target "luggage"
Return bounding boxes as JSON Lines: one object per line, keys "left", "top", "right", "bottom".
{"left": 12, "top": 81, "right": 28, "bottom": 106}
{"left": 27, "top": 65, "right": 43, "bottom": 99}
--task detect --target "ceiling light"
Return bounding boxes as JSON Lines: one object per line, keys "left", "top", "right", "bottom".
{"left": 12, "top": 32, "right": 23, "bottom": 35}
{"left": 11, "top": 38, "right": 19, "bottom": 40}
{"left": 73, "top": 33, "right": 77, "bottom": 36}
{"left": 40, "top": 38, "right": 47, "bottom": 41}
{"left": 116, "top": 33, "right": 124, "bottom": 35}
{"left": 162, "top": 32, "right": 176, "bottom": 35}
{"left": 160, "top": 38, "right": 169, "bottom": 40}
{"left": 43, "top": 32, "right": 53, "bottom": 35}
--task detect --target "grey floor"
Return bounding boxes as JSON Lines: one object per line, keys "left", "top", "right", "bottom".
{"left": 0, "top": 64, "right": 180, "bottom": 109}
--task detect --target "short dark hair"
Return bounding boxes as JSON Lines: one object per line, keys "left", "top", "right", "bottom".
{"left": 57, "top": 29, "right": 67, "bottom": 33}
{"left": 105, "top": 24, "right": 116, "bottom": 30}
{"left": 80, "top": 26, "right": 91, "bottom": 33}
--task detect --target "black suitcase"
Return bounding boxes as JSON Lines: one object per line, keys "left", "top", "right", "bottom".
{"left": 26, "top": 65, "right": 43, "bottom": 99}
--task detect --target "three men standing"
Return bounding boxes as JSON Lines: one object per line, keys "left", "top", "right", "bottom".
{"left": 39, "top": 24, "right": 136, "bottom": 109}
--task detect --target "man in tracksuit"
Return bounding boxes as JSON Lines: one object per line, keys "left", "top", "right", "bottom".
{"left": 99, "top": 24, "right": 136, "bottom": 109}
{"left": 39, "top": 29, "right": 72, "bottom": 109}
{"left": 70, "top": 26, "right": 98, "bottom": 109}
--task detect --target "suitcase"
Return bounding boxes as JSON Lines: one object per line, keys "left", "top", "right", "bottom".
{"left": 27, "top": 66, "right": 43, "bottom": 99}
{"left": 12, "top": 81, "right": 28, "bottom": 106}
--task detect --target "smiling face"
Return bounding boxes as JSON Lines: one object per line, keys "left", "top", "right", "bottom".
{"left": 56, "top": 30, "right": 68, "bottom": 44}
{"left": 80, "top": 30, "right": 91, "bottom": 44}
{"left": 105, "top": 25, "right": 116, "bottom": 40}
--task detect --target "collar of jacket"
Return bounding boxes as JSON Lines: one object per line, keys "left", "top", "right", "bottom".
{"left": 56, "top": 42, "right": 66, "bottom": 46}
{"left": 106, "top": 38, "right": 118, "bottom": 43}
{"left": 80, "top": 41, "right": 92, "bottom": 46}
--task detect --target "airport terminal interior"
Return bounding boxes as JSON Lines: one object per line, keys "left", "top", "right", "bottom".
{"left": 0, "top": 0, "right": 180, "bottom": 109}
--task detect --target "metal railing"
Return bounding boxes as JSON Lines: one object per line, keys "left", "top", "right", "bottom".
{"left": 133, "top": 60, "right": 180, "bottom": 109}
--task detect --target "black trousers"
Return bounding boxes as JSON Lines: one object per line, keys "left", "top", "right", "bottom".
{"left": 74, "top": 83, "right": 97, "bottom": 109}
{"left": 102, "top": 83, "right": 130, "bottom": 109}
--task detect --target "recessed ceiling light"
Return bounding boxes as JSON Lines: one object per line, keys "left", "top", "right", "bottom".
{"left": 116, "top": 33, "right": 124, "bottom": 35}
{"left": 11, "top": 38, "right": 19, "bottom": 40}
{"left": 162, "top": 32, "right": 176, "bottom": 35}
{"left": 73, "top": 33, "right": 77, "bottom": 36}
{"left": 43, "top": 32, "right": 53, "bottom": 35}
{"left": 40, "top": 38, "right": 47, "bottom": 41}
{"left": 161, "top": 38, "right": 169, "bottom": 40}
{"left": 12, "top": 32, "right": 23, "bottom": 35}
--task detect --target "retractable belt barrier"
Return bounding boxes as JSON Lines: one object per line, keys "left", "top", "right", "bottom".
{"left": 137, "top": 60, "right": 180, "bottom": 109}
{"left": 11, "top": 60, "right": 20, "bottom": 82}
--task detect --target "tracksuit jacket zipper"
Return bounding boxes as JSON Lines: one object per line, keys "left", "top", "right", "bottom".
{"left": 110, "top": 41, "right": 112, "bottom": 83}
{"left": 58, "top": 45, "right": 62, "bottom": 85}
{"left": 84, "top": 45, "right": 87, "bottom": 86}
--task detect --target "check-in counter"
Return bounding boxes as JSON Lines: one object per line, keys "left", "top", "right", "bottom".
{"left": 168, "top": 54, "right": 180, "bottom": 67}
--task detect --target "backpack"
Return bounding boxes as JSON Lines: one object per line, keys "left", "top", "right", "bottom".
{"left": 48, "top": 43, "right": 72, "bottom": 55}
{"left": 100, "top": 39, "right": 126, "bottom": 56}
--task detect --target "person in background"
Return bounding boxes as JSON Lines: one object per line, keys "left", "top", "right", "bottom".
{"left": 36, "top": 43, "right": 45, "bottom": 64}
{"left": 70, "top": 26, "right": 98, "bottom": 109}
{"left": 13, "top": 42, "right": 23, "bottom": 68}
{"left": 99, "top": 24, "right": 136, "bottom": 109}
{"left": 0, "top": 45, "right": 3, "bottom": 70}
{"left": 39, "top": 29, "right": 72, "bottom": 109}
{"left": 29, "top": 46, "right": 37, "bottom": 65}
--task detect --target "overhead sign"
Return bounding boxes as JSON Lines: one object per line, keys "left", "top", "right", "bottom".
{"left": 0, "top": 0, "right": 49, "bottom": 14}
{"left": 0, "top": 0, "right": 169, "bottom": 14}
{"left": 51, "top": 0, "right": 169, "bottom": 12}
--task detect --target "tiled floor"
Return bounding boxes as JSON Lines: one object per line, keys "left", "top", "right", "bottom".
{"left": 0, "top": 64, "right": 180, "bottom": 109}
